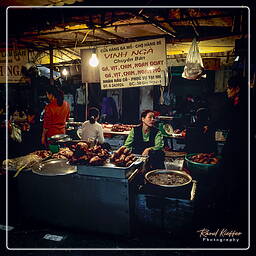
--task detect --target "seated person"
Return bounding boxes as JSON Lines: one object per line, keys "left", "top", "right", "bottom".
{"left": 185, "top": 108, "right": 216, "bottom": 154}
{"left": 123, "top": 110, "right": 165, "bottom": 169}
{"left": 81, "top": 107, "right": 104, "bottom": 145}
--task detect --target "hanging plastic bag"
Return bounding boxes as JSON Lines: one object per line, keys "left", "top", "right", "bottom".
{"left": 159, "top": 70, "right": 169, "bottom": 105}
{"left": 182, "top": 38, "right": 206, "bottom": 80}
{"left": 10, "top": 123, "right": 22, "bottom": 143}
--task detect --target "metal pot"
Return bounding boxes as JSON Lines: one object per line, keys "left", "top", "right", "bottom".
{"left": 144, "top": 169, "right": 194, "bottom": 199}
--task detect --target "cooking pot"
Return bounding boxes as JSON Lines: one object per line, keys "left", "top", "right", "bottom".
{"left": 144, "top": 169, "right": 194, "bottom": 199}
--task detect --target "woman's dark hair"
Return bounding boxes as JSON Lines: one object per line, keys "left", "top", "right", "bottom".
{"left": 88, "top": 107, "right": 99, "bottom": 124}
{"left": 46, "top": 86, "right": 64, "bottom": 106}
{"left": 141, "top": 109, "right": 154, "bottom": 119}
{"left": 227, "top": 75, "right": 248, "bottom": 104}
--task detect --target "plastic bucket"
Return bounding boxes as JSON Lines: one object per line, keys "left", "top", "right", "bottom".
{"left": 185, "top": 153, "right": 220, "bottom": 179}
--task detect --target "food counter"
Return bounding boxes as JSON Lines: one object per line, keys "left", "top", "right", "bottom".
{"left": 67, "top": 122, "right": 132, "bottom": 149}
{"left": 5, "top": 141, "right": 222, "bottom": 236}
{"left": 66, "top": 122, "right": 133, "bottom": 137}
{"left": 6, "top": 144, "right": 145, "bottom": 236}
{"left": 102, "top": 126, "right": 130, "bottom": 149}
{"left": 102, "top": 128, "right": 130, "bottom": 136}
{"left": 16, "top": 166, "right": 141, "bottom": 235}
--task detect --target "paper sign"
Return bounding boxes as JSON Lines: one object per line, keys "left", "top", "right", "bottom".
{"left": 97, "top": 38, "right": 167, "bottom": 90}
{"left": 0, "top": 49, "right": 28, "bottom": 84}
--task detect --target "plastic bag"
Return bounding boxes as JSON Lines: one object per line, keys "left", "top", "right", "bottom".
{"left": 10, "top": 123, "right": 22, "bottom": 143}
{"left": 182, "top": 38, "right": 206, "bottom": 80}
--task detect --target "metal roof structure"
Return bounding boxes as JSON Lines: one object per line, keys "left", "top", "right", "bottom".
{"left": 1, "top": 2, "right": 249, "bottom": 66}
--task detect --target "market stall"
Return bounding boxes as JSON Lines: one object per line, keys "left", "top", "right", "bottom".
{"left": 66, "top": 122, "right": 133, "bottom": 149}
{"left": 1, "top": 5, "right": 250, "bottom": 249}
{"left": 4, "top": 143, "right": 147, "bottom": 235}
{"left": 4, "top": 139, "right": 220, "bottom": 235}
{"left": 15, "top": 165, "right": 141, "bottom": 235}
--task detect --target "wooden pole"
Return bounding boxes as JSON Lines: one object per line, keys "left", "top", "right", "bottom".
{"left": 49, "top": 46, "right": 54, "bottom": 85}
{"left": 85, "top": 82, "right": 88, "bottom": 120}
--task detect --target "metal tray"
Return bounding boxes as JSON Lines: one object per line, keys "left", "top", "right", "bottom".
{"left": 50, "top": 134, "right": 69, "bottom": 140}
{"left": 57, "top": 137, "right": 72, "bottom": 143}
{"left": 32, "top": 159, "right": 77, "bottom": 176}
{"left": 77, "top": 155, "right": 147, "bottom": 179}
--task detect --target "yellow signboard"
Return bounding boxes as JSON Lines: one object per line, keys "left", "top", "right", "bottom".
{"left": 97, "top": 38, "right": 167, "bottom": 90}
{"left": 0, "top": 49, "right": 28, "bottom": 83}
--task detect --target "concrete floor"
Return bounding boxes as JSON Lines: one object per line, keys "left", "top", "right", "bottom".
{"left": 0, "top": 190, "right": 250, "bottom": 251}
{"left": 0, "top": 201, "right": 253, "bottom": 255}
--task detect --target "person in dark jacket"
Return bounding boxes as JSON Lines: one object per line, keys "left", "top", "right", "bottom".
{"left": 124, "top": 110, "right": 165, "bottom": 169}
{"left": 216, "top": 74, "right": 248, "bottom": 232}
{"left": 185, "top": 107, "right": 217, "bottom": 154}
{"left": 101, "top": 97, "right": 118, "bottom": 123}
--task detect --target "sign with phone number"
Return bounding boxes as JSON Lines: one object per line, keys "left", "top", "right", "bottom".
{"left": 97, "top": 38, "right": 167, "bottom": 90}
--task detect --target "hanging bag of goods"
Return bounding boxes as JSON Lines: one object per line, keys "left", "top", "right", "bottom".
{"left": 182, "top": 38, "right": 206, "bottom": 80}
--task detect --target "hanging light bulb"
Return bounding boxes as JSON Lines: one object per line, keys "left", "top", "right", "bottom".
{"left": 89, "top": 50, "right": 99, "bottom": 67}
{"left": 62, "top": 68, "right": 68, "bottom": 76}
{"left": 234, "top": 56, "right": 240, "bottom": 61}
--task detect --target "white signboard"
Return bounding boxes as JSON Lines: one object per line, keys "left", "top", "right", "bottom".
{"left": 0, "top": 49, "right": 28, "bottom": 83}
{"left": 98, "top": 38, "right": 167, "bottom": 90}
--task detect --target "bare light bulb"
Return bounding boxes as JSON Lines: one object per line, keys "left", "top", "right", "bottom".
{"left": 234, "top": 56, "right": 240, "bottom": 61}
{"left": 62, "top": 68, "right": 68, "bottom": 76}
{"left": 89, "top": 53, "right": 99, "bottom": 67}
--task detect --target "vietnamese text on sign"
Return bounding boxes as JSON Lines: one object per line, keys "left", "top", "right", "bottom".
{"left": 97, "top": 38, "right": 167, "bottom": 90}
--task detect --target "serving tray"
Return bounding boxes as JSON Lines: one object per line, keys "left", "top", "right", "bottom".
{"left": 32, "top": 159, "right": 77, "bottom": 176}
{"left": 77, "top": 156, "right": 147, "bottom": 179}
